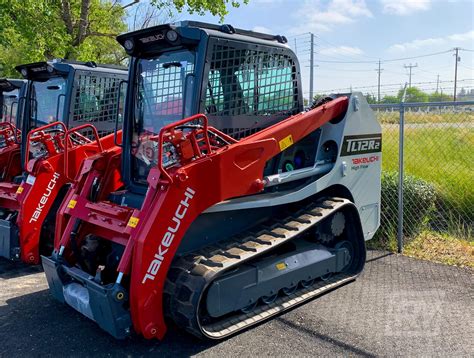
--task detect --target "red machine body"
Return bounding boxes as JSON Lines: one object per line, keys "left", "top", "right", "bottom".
{"left": 53, "top": 97, "right": 349, "bottom": 339}
{"left": 0, "top": 122, "right": 22, "bottom": 182}
{"left": 0, "top": 121, "right": 122, "bottom": 264}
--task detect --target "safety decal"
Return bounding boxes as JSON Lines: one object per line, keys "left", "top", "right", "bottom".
{"left": 127, "top": 216, "right": 140, "bottom": 228}
{"left": 279, "top": 135, "right": 294, "bottom": 151}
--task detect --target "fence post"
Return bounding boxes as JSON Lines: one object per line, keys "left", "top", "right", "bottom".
{"left": 397, "top": 84, "right": 408, "bottom": 253}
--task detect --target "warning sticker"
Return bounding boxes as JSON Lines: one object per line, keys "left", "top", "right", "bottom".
{"left": 279, "top": 135, "right": 294, "bottom": 151}
{"left": 16, "top": 186, "right": 24, "bottom": 194}
{"left": 127, "top": 216, "right": 140, "bottom": 228}
{"left": 67, "top": 199, "right": 77, "bottom": 209}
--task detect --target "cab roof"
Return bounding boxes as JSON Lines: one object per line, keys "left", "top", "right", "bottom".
{"left": 0, "top": 78, "right": 26, "bottom": 92}
{"left": 117, "top": 20, "right": 290, "bottom": 57}
{"left": 16, "top": 59, "right": 127, "bottom": 81}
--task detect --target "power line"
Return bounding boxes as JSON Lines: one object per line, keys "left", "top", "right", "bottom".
{"left": 314, "top": 34, "right": 380, "bottom": 61}
{"left": 404, "top": 63, "right": 418, "bottom": 87}
{"left": 454, "top": 47, "right": 460, "bottom": 101}
{"left": 314, "top": 49, "right": 452, "bottom": 64}
{"left": 375, "top": 59, "right": 384, "bottom": 102}
{"left": 317, "top": 78, "right": 474, "bottom": 93}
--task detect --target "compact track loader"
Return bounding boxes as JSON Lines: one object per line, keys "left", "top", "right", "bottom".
{"left": 43, "top": 22, "right": 381, "bottom": 340}
{"left": 0, "top": 79, "right": 27, "bottom": 183}
{"left": 0, "top": 78, "right": 26, "bottom": 123}
{"left": 0, "top": 60, "right": 127, "bottom": 264}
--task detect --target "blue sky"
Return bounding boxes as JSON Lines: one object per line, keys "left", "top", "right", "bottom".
{"left": 129, "top": 0, "right": 474, "bottom": 98}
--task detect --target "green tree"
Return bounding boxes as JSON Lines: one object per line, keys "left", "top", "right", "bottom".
{"left": 397, "top": 87, "right": 429, "bottom": 103}
{"left": 312, "top": 93, "right": 328, "bottom": 104}
{"left": 381, "top": 95, "right": 399, "bottom": 104}
{"left": 364, "top": 93, "right": 377, "bottom": 104}
{"left": 428, "top": 92, "right": 453, "bottom": 102}
{"left": 151, "top": 0, "right": 249, "bottom": 21}
{"left": 0, "top": 0, "right": 249, "bottom": 76}
{"left": 0, "top": 0, "right": 127, "bottom": 75}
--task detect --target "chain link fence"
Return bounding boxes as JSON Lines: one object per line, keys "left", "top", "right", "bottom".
{"left": 370, "top": 101, "right": 474, "bottom": 251}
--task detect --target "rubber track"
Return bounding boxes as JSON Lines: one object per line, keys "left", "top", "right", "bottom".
{"left": 164, "top": 197, "right": 358, "bottom": 339}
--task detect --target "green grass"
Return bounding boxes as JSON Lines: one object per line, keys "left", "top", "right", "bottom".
{"left": 375, "top": 111, "right": 474, "bottom": 124}
{"left": 382, "top": 126, "right": 474, "bottom": 223}
{"left": 372, "top": 113, "right": 473, "bottom": 266}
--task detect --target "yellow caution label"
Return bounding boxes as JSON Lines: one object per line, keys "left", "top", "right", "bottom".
{"left": 16, "top": 186, "right": 24, "bottom": 194}
{"left": 67, "top": 199, "right": 77, "bottom": 209}
{"left": 276, "top": 262, "right": 287, "bottom": 271}
{"left": 127, "top": 216, "right": 140, "bottom": 228}
{"left": 279, "top": 135, "right": 294, "bottom": 151}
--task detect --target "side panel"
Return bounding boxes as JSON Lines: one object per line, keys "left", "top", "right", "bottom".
{"left": 204, "top": 93, "right": 382, "bottom": 240}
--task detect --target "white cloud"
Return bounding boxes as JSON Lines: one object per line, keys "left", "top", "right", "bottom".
{"left": 290, "top": 0, "right": 373, "bottom": 34}
{"left": 319, "top": 46, "right": 365, "bottom": 56}
{"left": 381, "top": 0, "right": 431, "bottom": 15}
{"left": 252, "top": 26, "right": 271, "bottom": 34}
{"left": 388, "top": 30, "right": 474, "bottom": 52}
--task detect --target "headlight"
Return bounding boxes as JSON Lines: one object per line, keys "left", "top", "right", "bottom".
{"left": 47, "top": 65, "right": 54, "bottom": 73}
{"left": 124, "top": 39, "right": 134, "bottom": 51}
{"left": 21, "top": 69, "right": 28, "bottom": 77}
{"left": 166, "top": 30, "right": 178, "bottom": 42}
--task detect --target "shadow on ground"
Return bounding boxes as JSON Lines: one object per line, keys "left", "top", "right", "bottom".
{"left": 0, "top": 289, "right": 217, "bottom": 356}
{"left": 0, "top": 258, "right": 43, "bottom": 280}
{"left": 0, "top": 250, "right": 472, "bottom": 357}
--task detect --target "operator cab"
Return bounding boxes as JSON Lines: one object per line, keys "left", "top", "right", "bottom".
{"left": 16, "top": 60, "right": 127, "bottom": 168}
{"left": 0, "top": 79, "right": 27, "bottom": 125}
{"left": 117, "top": 21, "right": 303, "bottom": 195}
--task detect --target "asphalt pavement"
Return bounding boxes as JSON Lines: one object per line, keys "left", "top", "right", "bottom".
{"left": 0, "top": 251, "right": 472, "bottom": 357}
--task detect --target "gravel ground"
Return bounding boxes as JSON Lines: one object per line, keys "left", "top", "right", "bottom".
{"left": 0, "top": 250, "right": 473, "bottom": 357}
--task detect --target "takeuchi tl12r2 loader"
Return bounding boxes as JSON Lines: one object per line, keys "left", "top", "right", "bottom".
{"left": 0, "top": 60, "right": 127, "bottom": 264}
{"left": 43, "top": 22, "right": 381, "bottom": 341}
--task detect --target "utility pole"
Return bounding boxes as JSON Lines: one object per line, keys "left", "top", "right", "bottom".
{"left": 404, "top": 63, "right": 418, "bottom": 87}
{"left": 453, "top": 47, "right": 460, "bottom": 101}
{"left": 375, "top": 59, "right": 384, "bottom": 103}
{"left": 436, "top": 74, "right": 440, "bottom": 93}
{"left": 309, "top": 33, "right": 314, "bottom": 102}
{"left": 294, "top": 38, "right": 297, "bottom": 55}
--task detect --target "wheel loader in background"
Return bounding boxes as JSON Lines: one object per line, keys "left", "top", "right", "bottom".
{"left": 0, "top": 60, "right": 127, "bottom": 264}
{"left": 0, "top": 79, "right": 27, "bottom": 183}
{"left": 43, "top": 22, "right": 381, "bottom": 340}
{"left": 0, "top": 78, "right": 26, "bottom": 123}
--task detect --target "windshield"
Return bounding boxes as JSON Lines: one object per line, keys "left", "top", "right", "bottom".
{"left": 30, "top": 77, "right": 67, "bottom": 128}
{"left": 131, "top": 50, "right": 195, "bottom": 184}
{"left": 1, "top": 88, "right": 19, "bottom": 123}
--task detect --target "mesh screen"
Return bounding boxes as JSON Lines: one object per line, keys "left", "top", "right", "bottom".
{"left": 205, "top": 43, "right": 299, "bottom": 139}
{"left": 70, "top": 72, "right": 125, "bottom": 138}
{"left": 139, "top": 60, "right": 194, "bottom": 119}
